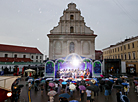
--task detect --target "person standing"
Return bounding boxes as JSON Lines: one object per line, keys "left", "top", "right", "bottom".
{"left": 55, "top": 83, "right": 58, "bottom": 92}
{"left": 80, "top": 90, "right": 85, "bottom": 101}
{"left": 124, "top": 85, "right": 128, "bottom": 96}
{"left": 75, "top": 70, "right": 77, "bottom": 79}
{"left": 86, "top": 89, "right": 91, "bottom": 102}
{"left": 40, "top": 84, "right": 44, "bottom": 95}
{"left": 91, "top": 91, "right": 95, "bottom": 102}
{"left": 116, "top": 89, "right": 122, "bottom": 102}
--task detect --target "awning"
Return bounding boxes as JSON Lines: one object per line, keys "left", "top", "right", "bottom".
{"left": 0, "top": 76, "right": 21, "bottom": 91}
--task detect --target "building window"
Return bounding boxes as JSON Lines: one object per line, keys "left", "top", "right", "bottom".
{"left": 70, "top": 15, "right": 74, "bottom": 20}
{"left": 5, "top": 54, "right": 8, "bottom": 58}
{"left": 132, "top": 43, "right": 134, "bottom": 48}
{"left": 32, "top": 56, "right": 33, "bottom": 59}
{"left": 121, "top": 54, "right": 123, "bottom": 60}
{"left": 70, "top": 26, "right": 74, "bottom": 33}
{"left": 128, "top": 44, "right": 130, "bottom": 49}
{"left": 132, "top": 52, "right": 135, "bottom": 59}
{"left": 115, "top": 55, "right": 117, "bottom": 59}
{"left": 115, "top": 48, "right": 116, "bottom": 52}
{"left": 137, "top": 41, "right": 138, "bottom": 47}
{"left": 128, "top": 53, "right": 131, "bottom": 60}
{"left": 69, "top": 42, "right": 75, "bottom": 53}
{"left": 124, "top": 54, "right": 127, "bottom": 60}
{"left": 36, "top": 60, "right": 38, "bottom": 62}
{"left": 124, "top": 45, "right": 126, "bottom": 50}
{"left": 121, "top": 46, "right": 122, "bottom": 51}
{"left": 23, "top": 55, "right": 26, "bottom": 58}
{"left": 118, "top": 47, "right": 119, "bottom": 52}
{"left": 14, "top": 54, "right": 17, "bottom": 58}
{"left": 40, "top": 56, "right": 42, "bottom": 59}
{"left": 36, "top": 56, "right": 38, "bottom": 59}
{"left": 113, "top": 49, "right": 114, "bottom": 53}
{"left": 118, "top": 55, "right": 120, "bottom": 59}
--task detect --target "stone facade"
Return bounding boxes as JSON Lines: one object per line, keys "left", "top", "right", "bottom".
{"left": 48, "top": 3, "right": 97, "bottom": 60}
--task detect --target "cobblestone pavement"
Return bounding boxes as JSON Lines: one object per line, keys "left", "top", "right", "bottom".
{"left": 18, "top": 77, "right": 138, "bottom": 102}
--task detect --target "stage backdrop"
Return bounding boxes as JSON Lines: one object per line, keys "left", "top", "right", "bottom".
{"left": 45, "top": 61, "right": 55, "bottom": 77}
{"left": 54, "top": 54, "right": 93, "bottom": 78}
{"left": 93, "top": 60, "right": 102, "bottom": 77}
{"left": 45, "top": 53, "right": 102, "bottom": 78}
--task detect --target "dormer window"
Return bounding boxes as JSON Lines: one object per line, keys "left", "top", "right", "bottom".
{"left": 70, "top": 15, "right": 74, "bottom": 20}
{"left": 70, "top": 26, "right": 74, "bottom": 33}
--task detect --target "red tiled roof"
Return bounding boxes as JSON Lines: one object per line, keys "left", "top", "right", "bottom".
{"left": 0, "top": 44, "right": 43, "bottom": 54}
{"left": 0, "top": 57, "right": 33, "bottom": 62}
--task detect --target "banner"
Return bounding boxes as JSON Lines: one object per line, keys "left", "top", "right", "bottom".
{"left": 93, "top": 60, "right": 102, "bottom": 77}
{"left": 45, "top": 61, "right": 55, "bottom": 77}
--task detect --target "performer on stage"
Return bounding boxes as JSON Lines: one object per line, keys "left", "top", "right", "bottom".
{"left": 72, "top": 69, "right": 75, "bottom": 79}
{"left": 75, "top": 70, "right": 77, "bottom": 79}
{"left": 86, "top": 68, "right": 90, "bottom": 78}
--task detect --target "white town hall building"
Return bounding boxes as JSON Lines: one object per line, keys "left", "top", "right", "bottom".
{"left": 47, "top": 3, "right": 97, "bottom": 60}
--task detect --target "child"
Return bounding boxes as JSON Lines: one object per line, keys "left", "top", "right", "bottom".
{"left": 127, "top": 81, "right": 130, "bottom": 93}
{"left": 124, "top": 85, "right": 128, "bottom": 96}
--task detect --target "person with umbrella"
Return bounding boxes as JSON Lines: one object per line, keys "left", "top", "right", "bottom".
{"left": 124, "top": 85, "right": 128, "bottom": 96}
{"left": 59, "top": 93, "right": 70, "bottom": 102}
{"left": 116, "top": 89, "right": 122, "bottom": 102}
{"left": 48, "top": 90, "right": 57, "bottom": 102}
{"left": 34, "top": 79, "right": 40, "bottom": 91}
{"left": 59, "top": 97, "right": 69, "bottom": 102}
{"left": 86, "top": 88, "right": 91, "bottom": 102}
{"left": 40, "top": 83, "right": 44, "bottom": 95}
{"left": 49, "top": 82, "right": 55, "bottom": 91}
{"left": 80, "top": 86, "right": 85, "bottom": 101}
{"left": 55, "top": 82, "right": 59, "bottom": 92}
{"left": 104, "top": 84, "right": 110, "bottom": 101}
{"left": 69, "top": 83, "right": 76, "bottom": 97}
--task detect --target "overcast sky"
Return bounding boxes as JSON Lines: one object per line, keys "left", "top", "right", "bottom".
{"left": 0, "top": 0, "right": 138, "bottom": 57}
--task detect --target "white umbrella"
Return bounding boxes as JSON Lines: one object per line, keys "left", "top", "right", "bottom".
{"left": 46, "top": 78, "right": 53, "bottom": 81}
{"left": 28, "top": 79, "right": 33, "bottom": 82}
{"left": 69, "top": 84, "right": 76, "bottom": 91}
{"left": 25, "top": 69, "right": 35, "bottom": 72}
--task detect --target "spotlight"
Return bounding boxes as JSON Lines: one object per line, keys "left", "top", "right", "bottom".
{"left": 72, "top": 59, "right": 80, "bottom": 66}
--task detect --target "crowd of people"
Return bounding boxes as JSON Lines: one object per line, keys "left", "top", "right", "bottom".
{"left": 56, "top": 68, "right": 90, "bottom": 79}
{"left": 24, "top": 75, "right": 138, "bottom": 102}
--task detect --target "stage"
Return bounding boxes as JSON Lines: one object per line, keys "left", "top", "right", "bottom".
{"left": 45, "top": 53, "right": 102, "bottom": 78}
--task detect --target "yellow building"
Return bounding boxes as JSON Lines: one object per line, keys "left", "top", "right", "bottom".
{"left": 103, "top": 36, "right": 138, "bottom": 74}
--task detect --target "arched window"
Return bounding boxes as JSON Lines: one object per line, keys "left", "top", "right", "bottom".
{"left": 70, "top": 15, "right": 74, "bottom": 20}
{"left": 69, "top": 42, "right": 75, "bottom": 53}
{"left": 70, "top": 26, "right": 74, "bottom": 33}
